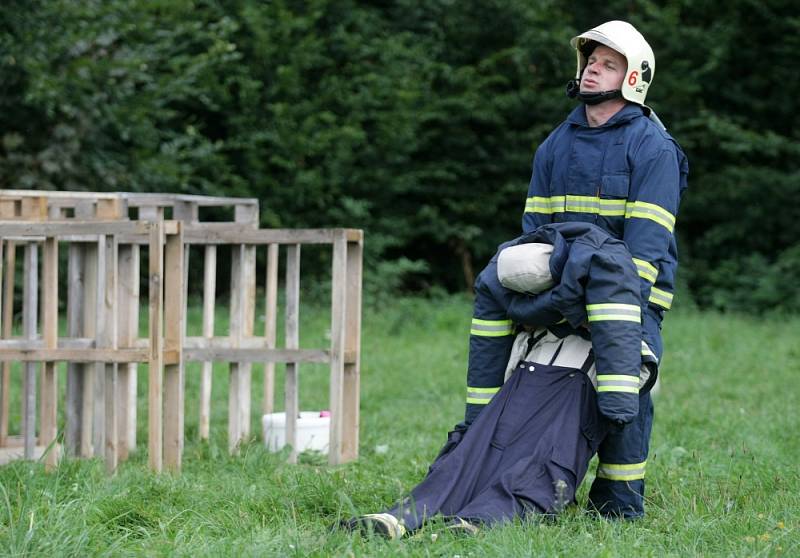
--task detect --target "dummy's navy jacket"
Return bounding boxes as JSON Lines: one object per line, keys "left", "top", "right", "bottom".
{"left": 471, "top": 221, "right": 652, "bottom": 426}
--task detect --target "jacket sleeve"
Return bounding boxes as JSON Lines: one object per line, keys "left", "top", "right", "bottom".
{"left": 546, "top": 238, "right": 641, "bottom": 424}
{"left": 584, "top": 242, "right": 643, "bottom": 425}
{"left": 623, "top": 135, "right": 689, "bottom": 356}
{"left": 522, "top": 140, "right": 554, "bottom": 234}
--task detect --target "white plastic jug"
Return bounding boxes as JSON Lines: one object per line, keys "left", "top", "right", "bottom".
{"left": 262, "top": 411, "right": 330, "bottom": 453}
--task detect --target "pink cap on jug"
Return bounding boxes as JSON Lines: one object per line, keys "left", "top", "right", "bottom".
{"left": 319, "top": 410, "right": 331, "bottom": 417}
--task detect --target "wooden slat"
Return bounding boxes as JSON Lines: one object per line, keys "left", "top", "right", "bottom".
{"left": 116, "top": 244, "right": 139, "bottom": 460}
{"left": 126, "top": 248, "right": 140, "bottom": 454}
{"left": 91, "top": 238, "right": 106, "bottom": 459}
{"left": 341, "top": 236, "right": 363, "bottom": 462}
{"left": 1, "top": 190, "right": 119, "bottom": 201}
{"left": 70, "top": 203, "right": 96, "bottom": 457}
{"left": 0, "top": 200, "right": 17, "bottom": 218}
{"left": 175, "top": 205, "right": 194, "bottom": 443}
{"left": 1, "top": 221, "right": 360, "bottom": 247}
{"left": 65, "top": 196, "right": 93, "bottom": 456}
{"left": 20, "top": 197, "right": 47, "bottom": 219}
{"left": 42, "top": 237, "right": 58, "bottom": 470}
{"left": 172, "top": 201, "right": 198, "bottom": 223}
{"left": 124, "top": 192, "right": 258, "bottom": 209}
{"left": 225, "top": 202, "right": 258, "bottom": 453}
{"left": 183, "top": 348, "right": 331, "bottom": 364}
{"left": 285, "top": 244, "right": 300, "bottom": 464}
{"left": 0, "top": 348, "right": 149, "bottom": 362}
{"left": 234, "top": 203, "right": 260, "bottom": 226}
{"left": 228, "top": 245, "right": 245, "bottom": 453}
{"left": 262, "top": 244, "right": 279, "bottom": 415}
{"left": 0, "top": 220, "right": 151, "bottom": 237}
{"left": 182, "top": 226, "right": 361, "bottom": 246}
{"left": 329, "top": 234, "right": 347, "bottom": 465}
{"left": 199, "top": 245, "right": 216, "bottom": 441}
{"left": 0, "top": 338, "right": 93, "bottom": 350}
{"left": 1, "top": 189, "right": 257, "bottom": 210}
{"left": 183, "top": 336, "right": 280, "bottom": 350}
{"left": 95, "top": 198, "right": 126, "bottom": 220}
{"left": 65, "top": 243, "right": 85, "bottom": 456}
{"left": 0, "top": 240, "right": 3, "bottom": 446}
{"left": 0, "top": 241, "right": 12, "bottom": 447}
{"left": 22, "top": 243, "right": 37, "bottom": 460}
{"left": 80, "top": 242, "right": 98, "bottom": 458}
{"left": 241, "top": 243, "right": 256, "bottom": 441}
{"left": 137, "top": 206, "right": 163, "bottom": 222}
{"left": 163, "top": 225, "right": 184, "bottom": 471}
{"left": 148, "top": 221, "right": 164, "bottom": 472}
{"left": 101, "top": 234, "right": 119, "bottom": 474}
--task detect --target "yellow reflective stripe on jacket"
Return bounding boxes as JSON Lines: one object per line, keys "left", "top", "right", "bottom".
{"left": 466, "top": 386, "right": 500, "bottom": 404}
{"left": 596, "top": 461, "right": 647, "bottom": 481}
{"left": 586, "top": 303, "right": 641, "bottom": 323}
{"left": 525, "top": 195, "right": 565, "bottom": 214}
{"left": 625, "top": 200, "right": 676, "bottom": 233}
{"left": 632, "top": 258, "right": 657, "bottom": 284}
{"left": 649, "top": 286, "right": 674, "bottom": 309}
{"left": 596, "top": 374, "right": 639, "bottom": 393}
{"left": 470, "top": 318, "right": 514, "bottom": 337}
{"left": 524, "top": 196, "right": 676, "bottom": 233}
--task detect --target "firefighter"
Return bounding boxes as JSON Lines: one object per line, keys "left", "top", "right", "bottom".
{"left": 466, "top": 20, "right": 689, "bottom": 519}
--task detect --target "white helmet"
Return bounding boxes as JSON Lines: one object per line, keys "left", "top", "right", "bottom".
{"left": 567, "top": 20, "right": 655, "bottom": 108}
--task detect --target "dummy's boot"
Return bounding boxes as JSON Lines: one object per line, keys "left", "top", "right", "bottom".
{"left": 339, "top": 513, "right": 407, "bottom": 539}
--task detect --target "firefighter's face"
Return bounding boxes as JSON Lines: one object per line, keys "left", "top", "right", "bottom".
{"left": 580, "top": 45, "right": 626, "bottom": 94}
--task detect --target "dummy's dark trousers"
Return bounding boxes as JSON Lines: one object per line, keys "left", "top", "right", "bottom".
{"left": 385, "top": 357, "right": 608, "bottom": 530}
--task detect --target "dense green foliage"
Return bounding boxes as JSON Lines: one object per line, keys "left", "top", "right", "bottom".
{"left": 1, "top": 298, "right": 798, "bottom": 555}
{"left": 1, "top": 1, "right": 798, "bottom": 310}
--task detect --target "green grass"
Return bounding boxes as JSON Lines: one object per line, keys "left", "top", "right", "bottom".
{"left": 1, "top": 296, "right": 798, "bottom": 557}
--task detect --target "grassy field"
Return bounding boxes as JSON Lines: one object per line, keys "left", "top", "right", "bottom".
{"left": 0, "top": 295, "right": 798, "bottom": 557}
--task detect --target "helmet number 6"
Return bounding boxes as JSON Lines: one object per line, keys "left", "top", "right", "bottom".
{"left": 628, "top": 71, "right": 639, "bottom": 86}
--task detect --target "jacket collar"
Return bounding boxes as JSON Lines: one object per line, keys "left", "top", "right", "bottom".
{"left": 566, "top": 103, "right": 644, "bottom": 129}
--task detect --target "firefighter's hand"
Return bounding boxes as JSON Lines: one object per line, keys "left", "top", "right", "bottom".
{"left": 597, "top": 390, "right": 639, "bottom": 427}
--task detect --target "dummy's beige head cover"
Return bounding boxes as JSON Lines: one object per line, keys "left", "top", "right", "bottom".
{"left": 497, "top": 243, "right": 555, "bottom": 294}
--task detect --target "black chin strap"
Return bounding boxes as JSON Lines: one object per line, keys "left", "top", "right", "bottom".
{"left": 565, "top": 79, "right": 623, "bottom": 105}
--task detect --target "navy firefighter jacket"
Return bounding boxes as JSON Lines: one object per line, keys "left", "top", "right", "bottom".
{"left": 522, "top": 103, "right": 689, "bottom": 361}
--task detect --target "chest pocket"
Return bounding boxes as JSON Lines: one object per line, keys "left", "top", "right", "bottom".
{"left": 600, "top": 173, "right": 631, "bottom": 198}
